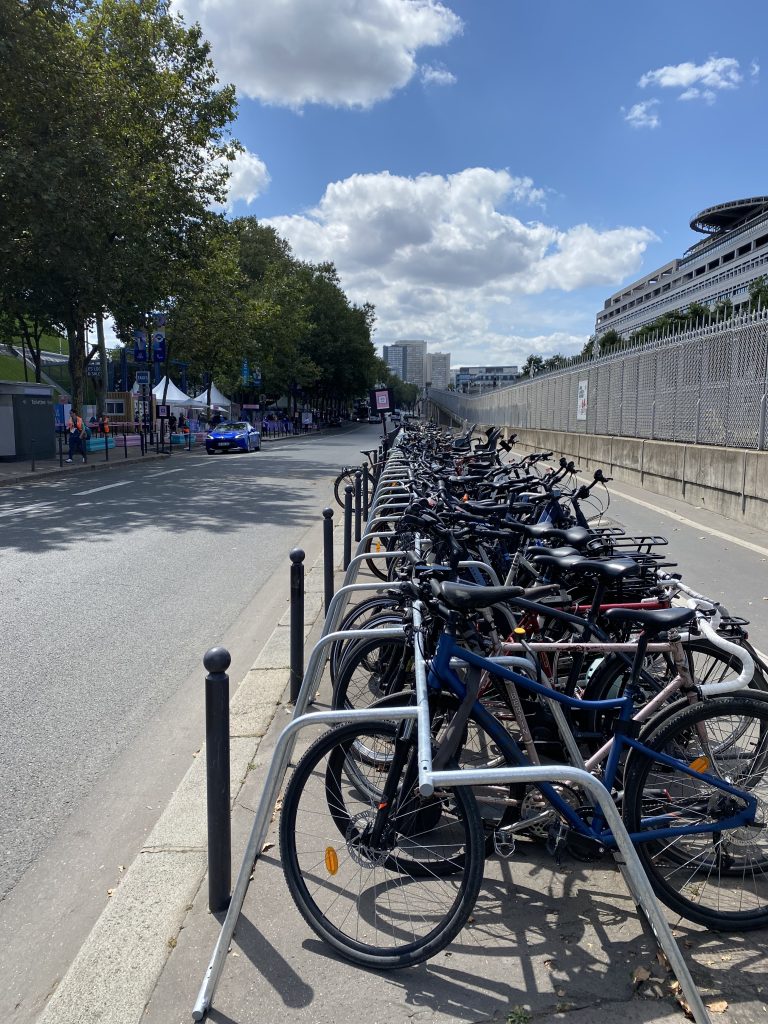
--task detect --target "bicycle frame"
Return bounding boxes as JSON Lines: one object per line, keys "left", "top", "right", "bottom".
{"left": 425, "top": 623, "right": 758, "bottom": 845}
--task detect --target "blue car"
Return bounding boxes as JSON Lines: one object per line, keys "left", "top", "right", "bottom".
{"left": 205, "top": 421, "right": 261, "bottom": 454}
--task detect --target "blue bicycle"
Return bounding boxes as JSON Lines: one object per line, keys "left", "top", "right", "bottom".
{"left": 280, "top": 585, "right": 768, "bottom": 969}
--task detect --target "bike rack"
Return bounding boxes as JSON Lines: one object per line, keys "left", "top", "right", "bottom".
{"left": 193, "top": 443, "right": 712, "bottom": 1024}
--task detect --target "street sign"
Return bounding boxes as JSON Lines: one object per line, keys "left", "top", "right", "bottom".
{"left": 86, "top": 361, "right": 102, "bottom": 378}
{"left": 135, "top": 370, "right": 150, "bottom": 385}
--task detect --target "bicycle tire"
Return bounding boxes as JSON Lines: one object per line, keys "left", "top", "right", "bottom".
{"left": 332, "top": 634, "right": 413, "bottom": 709}
{"left": 279, "top": 721, "right": 485, "bottom": 968}
{"left": 623, "top": 694, "right": 768, "bottom": 931}
{"left": 329, "top": 597, "right": 403, "bottom": 682}
{"left": 333, "top": 470, "right": 355, "bottom": 508}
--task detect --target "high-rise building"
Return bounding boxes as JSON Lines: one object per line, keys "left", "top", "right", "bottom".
{"left": 426, "top": 352, "right": 451, "bottom": 389}
{"left": 383, "top": 340, "right": 427, "bottom": 387}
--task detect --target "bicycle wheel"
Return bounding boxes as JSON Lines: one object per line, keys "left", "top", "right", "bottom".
{"left": 279, "top": 722, "right": 485, "bottom": 968}
{"left": 623, "top": 694, "right": 768, "bottom": 931}
{"left": 333, "top": 470, "right": 355, "bottom": 508}
{"left": 332, "top": 634, "right": 414, "bottom": 709}
{"left": 329, "top": 598, "right": 403, "bottom": 682}
{"left": 582, "top": 638, "right": 765, "bottom": 742}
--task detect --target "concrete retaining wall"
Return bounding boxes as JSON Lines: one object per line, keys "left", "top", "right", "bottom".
{"left": 501, "top": 426, "right": 766, "bottom": 529}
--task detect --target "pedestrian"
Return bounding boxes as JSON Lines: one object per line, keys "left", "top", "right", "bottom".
{"left": 89, "top": 413, "right": 99, "bottom": 435}
{"left": 169, "top": 412, "right": 177, "bottom": 434}
{"left": 177, "top": 413, "right": 186, "bottom": 432}
{"left": 66, "top": 408, "right": 87, "bottom": 463}
{"left": 99, "top": 413, "right": 110, "bottom": 437}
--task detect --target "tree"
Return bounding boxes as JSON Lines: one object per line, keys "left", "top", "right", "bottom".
{"left": 521, "top": 355, "right": 544, "bottom": 377}
{"left": 0, "top": 0, "right": 239, "bottom": 409}
{"left": 749, "top": 276, "right": 768, "bottom": 313}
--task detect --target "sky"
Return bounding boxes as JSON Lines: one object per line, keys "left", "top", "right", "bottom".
{"left": 173, "top": 0, "right": 767, "bottom": 368}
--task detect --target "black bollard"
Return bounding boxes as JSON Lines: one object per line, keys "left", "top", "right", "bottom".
{"left": 58, "top": 433, "right": 63, "bottom": 467}
{"left": 354, "top": 470, "right": 362, "bottom": 543}
{"left": 322, "top": 507, "right": 334, "bottom": 616}
{"left": 30, "top": 438, "right": 36, "bottom": 473}
{"left": 204, "top": 646, "right": 231, "bottom": 913}
{"left": 343, "top": 484, "right": 353, "bottom": 570}
{"left": 362, "top": 464, "right": 370, "bottom": 522}
{"left": 123, "top": 432, "right": 128, "bottom": 458}
{"left": 104, "top": 432, "right": 109, "bottom": 461}
{"left": 289, "top": 548, "right": 305, "bottom": 703}
{"left": 140, "top": 430, "right": 145, "bottom": 456}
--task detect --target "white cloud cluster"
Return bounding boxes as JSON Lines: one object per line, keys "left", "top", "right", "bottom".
{"left": 174, "top": 0, "right": 462, "bottom": 108}
{"left": 624, "top": 99, "right": 660, "bottom": 129}
{"left": 225, "top": 148, "right": 270, "bottom": 208}
{"left": 265, "top": 168, "right": 656, "bottom": 362}
{"left": 420, "top": 63, "right": 457, "bottom": 86}
{"left": 639, "top": 56, "right": 743, "bottom": 104}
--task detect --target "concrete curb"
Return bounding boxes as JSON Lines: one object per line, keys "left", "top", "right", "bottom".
{"left": 35, "top": 550, "right": 335, "bottom": 1024}
{"left": 0, "top": 450, "right": 171, "bottom": 490}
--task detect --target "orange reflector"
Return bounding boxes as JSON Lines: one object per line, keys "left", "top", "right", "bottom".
{"left": 689, "top": 756, "right": 710, "bottom": 774}
{"left": 375, "top": 540, "right": 381, "bottom": 552}
{"left": 325, "top": 847, "right": 339, "bottom": 875}
{"left": 514, "top": 627, "right": 526, "bottom": 636}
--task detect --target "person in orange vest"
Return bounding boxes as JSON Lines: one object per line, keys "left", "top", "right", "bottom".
{"left": 99, "top": 413, "right": 110, "bottom": 437}
{"left": 66, "top": 409, "right": 87, "bottom": 463}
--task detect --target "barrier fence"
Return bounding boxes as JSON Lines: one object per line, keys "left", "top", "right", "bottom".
{"left": 434, "top": 310, "right": 768, "bottom": 449}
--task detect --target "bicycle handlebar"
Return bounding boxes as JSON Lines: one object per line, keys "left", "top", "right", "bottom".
{"left": 694, "top": 616, "right": 754, "bottom": 693}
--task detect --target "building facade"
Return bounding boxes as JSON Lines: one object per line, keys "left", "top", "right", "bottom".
{"left": 382, "top": 340, "right": 428, "bottom": 387}
{"left": 595, "top": 197, "right": 768, "bottom": 338}
{"left": 425, "top": 352, "right": 451, "bottom": 389}
{"left": 453, "top": 364, "right": 519, "bottom": 391}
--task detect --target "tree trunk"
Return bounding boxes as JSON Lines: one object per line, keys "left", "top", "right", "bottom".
{"left": 96, "top": 311, "right": 108, "bottom": 414}
{"left": 67, "top": 318, "right": 87, "bottom": 411}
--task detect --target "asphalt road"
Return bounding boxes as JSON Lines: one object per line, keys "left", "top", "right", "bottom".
{"left": 0, "top": 426, "right": 379, "bottom": 906}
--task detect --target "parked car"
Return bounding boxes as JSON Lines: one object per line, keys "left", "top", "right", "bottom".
{"left": 367, "top": 414, "right": 381, "bottom": 423}
{"left": 205, "top": 421, "right": 261, "bottom": 454}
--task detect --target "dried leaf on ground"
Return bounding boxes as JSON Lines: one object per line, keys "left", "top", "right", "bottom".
{"left": 262, "top": 842, "right": 274, "bottom": 853}
{"left": 706, "top": 1001, "right": 728, "bottom": 1013}
{"left": 632, "top": 966, "right": 651, "bottom": 985}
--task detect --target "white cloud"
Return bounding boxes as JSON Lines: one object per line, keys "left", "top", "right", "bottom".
{"left": 624, "top": 100, "right": 660, "bottom": 128}
{"left": 751, "top": 60, "right": 760, "bottom": 80}
{"left": 639, "top": 57, "right": 743, "bottom": 97}
{"left": 174, "top": 0, "right": 462, "bottom": 109}
{"left": 264, "top": 168, "right": 656, "bottom": 363}
{"left": 225, "top": 148, "right": 270, "bottom": 208}
{"left": 420, "top": 63, "right": 457, "bottom": 86}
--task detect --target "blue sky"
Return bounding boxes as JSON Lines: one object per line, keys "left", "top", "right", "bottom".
{"left": 174, "top": 0, "right": 766, "bottom": 367}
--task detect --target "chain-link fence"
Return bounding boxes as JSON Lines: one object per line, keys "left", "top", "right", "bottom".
{"left": 433, "top": 310, "right": 768, "bottom": 449}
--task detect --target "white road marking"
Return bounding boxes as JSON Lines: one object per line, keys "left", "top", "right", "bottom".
{"left": 605, "top": 483, "right": 768, "bottom": 559}
{"left": 563, "top": 466, "right": 768, "bottom": 560}
{"left": 73, "top": 481, "right": 133, "bottom": 496}
{"left": 146, "top": 469, "right": 186, "bottom": 478}
{"left": 0, "top": 502, "right": 51, "bottom": 518}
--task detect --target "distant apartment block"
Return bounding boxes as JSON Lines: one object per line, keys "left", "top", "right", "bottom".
{"left": 426, "top": 352, "right": 451, "bottom": 389}
{"left": 595, "top": 196, "right": 768, "bottom": 338}
{"left": 453, "top": 364, "right": 519, "bottom": 389}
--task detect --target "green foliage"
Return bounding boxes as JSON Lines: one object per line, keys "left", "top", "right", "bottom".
{"left": 521, "top": 354, "right": 544, "bottom": 376}
{"left": 749, "top": 275, "right": 768, "bottom": 312}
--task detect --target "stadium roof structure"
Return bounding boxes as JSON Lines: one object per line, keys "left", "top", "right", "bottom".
{"left": 690, "top": 196, "right": 768, "bottom": 235}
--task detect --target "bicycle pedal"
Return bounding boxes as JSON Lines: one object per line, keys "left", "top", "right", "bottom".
{"left": 493, "top": 831, "right": 516, "bottom": 858}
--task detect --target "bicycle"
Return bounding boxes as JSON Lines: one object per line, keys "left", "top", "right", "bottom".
{"left": 280, "top": 589, "right": 768, "bottom": 969}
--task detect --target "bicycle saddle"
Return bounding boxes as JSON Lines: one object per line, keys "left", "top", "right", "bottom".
{"left": 439, "top": 582, "right": 526, "bottom": 611}
{"left": 604, "top": 606, "right": 695, "bottom": 635}
{"left": 524, "top": 524, "right": 592, "bottom": 548}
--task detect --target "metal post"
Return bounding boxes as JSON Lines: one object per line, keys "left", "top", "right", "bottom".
{"left": 58, "top": 433, "right": 63, "bottom": 467}
{"left": 362, "top": 464, "right": 370, "bottom": 522}
{"left": 322, "top": 507, "right": 334, "bottom": 616}
{"left": 289, "top": 548, "right": 305, "bottom": 703}
{"left": 354, "top": 470, "right": 362, "bottom": 542}
{"left": 140, "top": 430, "right": 145, "bottom": 456}
{"left": 343, "top": 485, "right": 353, "bottom": 571}
{"left": 104, "top": 430, "right": 109, "bottom": 461}
{"left": 204, "top": 646, "right": 231, "bottom": 913}
{"left": 30, "top": 438, "right": 35, "bottom": 473}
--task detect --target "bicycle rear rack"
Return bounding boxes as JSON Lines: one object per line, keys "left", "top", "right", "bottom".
{"left": 193, "top": 437, "right": 712, "bottom": 1024}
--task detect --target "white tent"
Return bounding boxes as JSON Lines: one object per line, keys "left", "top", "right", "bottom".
{"left": 151, "top": 376, "right": 193, "bottom": 404}
{"left": 193, "top": 383, "right": 231, "bottom": 411}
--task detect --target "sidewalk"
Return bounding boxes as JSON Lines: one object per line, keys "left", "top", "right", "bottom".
{"left": 28, "top": 510, "right": 768, "bottom": 1024}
